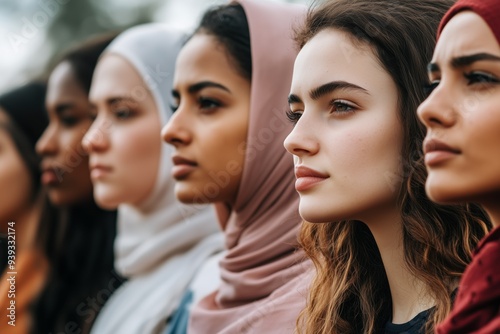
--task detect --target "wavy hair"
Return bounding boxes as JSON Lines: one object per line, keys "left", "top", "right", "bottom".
{"left": 295, "top": 1, "right": 491, "bottom": 333}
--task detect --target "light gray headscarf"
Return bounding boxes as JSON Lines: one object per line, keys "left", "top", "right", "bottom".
{"left": 90, "top": 23, "right": 223, "bottom": 334}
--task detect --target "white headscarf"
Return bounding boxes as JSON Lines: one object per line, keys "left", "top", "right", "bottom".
{"left": 90, "top": 24, "right": 223, "bottom": 334}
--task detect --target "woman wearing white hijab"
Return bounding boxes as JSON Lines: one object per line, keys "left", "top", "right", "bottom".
{"left": 82, "top": 24, "right": 223, "bottom": 334}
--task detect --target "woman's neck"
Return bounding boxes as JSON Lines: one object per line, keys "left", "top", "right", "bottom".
{"left": 366, "top": 208, "right": 435, "bottom": 324}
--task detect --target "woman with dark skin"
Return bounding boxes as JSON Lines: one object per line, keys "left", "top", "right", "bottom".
{"left": 33, "top": 33, "right": 121, "bottom": 334}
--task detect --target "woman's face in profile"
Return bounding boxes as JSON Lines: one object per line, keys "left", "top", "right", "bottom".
{"left": 36, "top": 61, "right": 94, "bottom": 207}
{"left": 418, "top": 11, "right": 500, "bottom": 208}
{"left": 284, "top": 29, "right": 404, "bottom": 224}
{"left": 162, "top": 33, "right": 251, "bottom": 205}
{"left": 84, "top": 54, "right": 162, "bottom": 209}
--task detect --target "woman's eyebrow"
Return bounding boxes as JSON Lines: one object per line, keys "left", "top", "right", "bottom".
{"left": 428, "top": 53, "right": 500, "bottom": 74}
{"left": 188, "top": 81, "right": 231, "bottom": 94}
{"left": 451, "top": 52, "right": 500, "bottom": 68}
{"left": 309, "top": 81, "right": 369, "bottom": 101}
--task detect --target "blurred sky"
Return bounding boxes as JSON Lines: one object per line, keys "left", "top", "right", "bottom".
{"left": 0, "top": 0, "right": 309, "bottom": 92}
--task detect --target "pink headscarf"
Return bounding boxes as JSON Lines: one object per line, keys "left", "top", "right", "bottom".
{"left": 188, "top": 0, "right": 311, "bottom": 333}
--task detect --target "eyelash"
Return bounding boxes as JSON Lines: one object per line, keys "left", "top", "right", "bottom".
{"left": 198, "top": 97, "right": 221, "bottom": 112}
{"left": 113, "top": 107, "right": 134, "bottom": 120}
{"left": 286, "top": 109, "right": 301, "bottom": 124}
{"left": 60, "top": 116, "right": 79, "bottom": 127}
{"left": 286, "top": 100, "right": 356, "bottom": 124}
{"left": 425, "top": 71, "right": 500, "bottom": 96}
{"left": 423, "top": 81, "right": 440, "bottom": 97}
{"left": 329, "top": 100, "right": 355, "bottom": 115}
{"left": 464, "top": 71, "right": 500, "bottom": 85}
{"left": 169, "top": 97, "right": 222, "bottom": 114}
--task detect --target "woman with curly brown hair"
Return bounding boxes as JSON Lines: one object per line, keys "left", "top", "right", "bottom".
{"left": 284, "top": 0, "right": 491, "bottom": 333}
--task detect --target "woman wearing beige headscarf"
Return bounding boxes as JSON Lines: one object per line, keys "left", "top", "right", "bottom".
{"left": 162, "top": 1, "right": 311, "bottom": 333}
{"left": 83, "top": 24, "right": 222, "bottom": 334}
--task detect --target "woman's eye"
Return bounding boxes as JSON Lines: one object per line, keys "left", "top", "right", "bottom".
{"left": 465, "top": 71, "right": 500, "bottom": 86}
{"left": 198, "top": 97, "right": 220, "bottom": 112}
{"left": 330, "top": 100, "right": 355, "bottom": 115}
{"left": 286, "top": 109, "right": 302, "bottom": 124}
{"left": 114, "top": 108, "right": 133, "bottom": 119}
{"left": 60, "top": 116, "right": 79, "bottom": 127}
{"left": 170, "top": 97, "right": 180, "bottom": 113}
{"left": 423, "top": 81, "right": 440, "bottom": 96}
{"left": 170, "top": 105, "right": 179, "bottom": 113}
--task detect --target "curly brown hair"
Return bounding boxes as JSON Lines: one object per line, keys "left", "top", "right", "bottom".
{"left": 295, "top": 1, "right": 491, "bottom": 333}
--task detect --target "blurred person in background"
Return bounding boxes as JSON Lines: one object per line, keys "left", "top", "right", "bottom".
{"left": 34, "top": 33, "right": 121, "bottom": 334}
{"left": 82, "top": 24, "right": 222, "bottom": 334}
{"left": 0, "top": 82, "right": 49, "bottom": 334}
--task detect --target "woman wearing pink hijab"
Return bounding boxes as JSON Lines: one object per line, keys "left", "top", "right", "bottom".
{"left": 162, "top": 0, "right": 310, "bottom": 333}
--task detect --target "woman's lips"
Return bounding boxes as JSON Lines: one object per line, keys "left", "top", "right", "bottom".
{"left": 172, "top": 156, "right": 198, "bottom": 180}
{"left": 423, "top": 138, "right": 461, "bottom": 167}
{"left": 41, "top": 169, "right": 59, "bottom": 186}
{"left": 90, "top": 164, "right": 113, "bottom": 180}
{"left": 294, "top": 166, "right": 329, "bottom": 192}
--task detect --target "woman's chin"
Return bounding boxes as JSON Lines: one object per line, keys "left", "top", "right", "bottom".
{"left": 425, "top": 180, "right": 469, "bottom": 206}
{"left": 174, "top": 185, "right": 212, "bottom": 205}
{"left": 93, "top": 188, "right": 121, "bottom": 210}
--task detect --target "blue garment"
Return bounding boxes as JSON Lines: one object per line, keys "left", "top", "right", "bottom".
{"left": 164, "top": 290, "right": 193, "bottom": 334}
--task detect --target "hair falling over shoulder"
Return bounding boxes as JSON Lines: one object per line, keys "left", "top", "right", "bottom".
{"left": 295, "top": 1, "right": 491, "bottom": 333}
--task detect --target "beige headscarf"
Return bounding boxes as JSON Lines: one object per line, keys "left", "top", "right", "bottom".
{"left": 89, "top": 24, "right": 223, "bottom": 334}
{"left": 189, "top": 1, "right": 311, "bottom": 333}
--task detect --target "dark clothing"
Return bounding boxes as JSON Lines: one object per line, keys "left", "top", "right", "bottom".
{"left": 437, "top": 226, "right": 500, "bottom": 334}
{"left": 385, "top": 309, "right": 431, "bottom": 334}
{"left": 31, "top": 203, "right": 122, "bottom": 334}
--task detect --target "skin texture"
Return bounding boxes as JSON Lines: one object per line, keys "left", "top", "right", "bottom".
{"left": 0, "top": 110, "right": 33, "bottom": 231}
{"left": 284, "top": 29, "right": 403, "bottom": 224}
{"left": 36, "top": 61, "right": 94, "bottom": 207}
{"left": 418, "top": 12, "right": 500, "bottom": 227}
{"left": 161, "top": 34, "right": 250, "bottom": 206}
{"left": 83, "top": 54, "right": 161, "bottom": 210}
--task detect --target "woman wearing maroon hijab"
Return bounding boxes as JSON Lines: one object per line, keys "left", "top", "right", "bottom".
{"left": 418, "top": 0, "right": 500, "bottom": 332}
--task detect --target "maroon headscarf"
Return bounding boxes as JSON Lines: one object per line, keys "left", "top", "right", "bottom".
{"left": 436, "top": 3, "right": 500, "bottom": 333}
{"left": 188, "top": 0, "right": 312, "bottom": 333}
{"left": 437, "top": 0, "right": 500, "bottom": 43}
{"left": 436, "top": 227, "right": 500, "bottom": 333}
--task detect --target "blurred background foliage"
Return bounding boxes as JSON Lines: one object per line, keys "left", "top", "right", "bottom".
{"left": 0, "top": 0, "right": 308, "bottom": 91}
